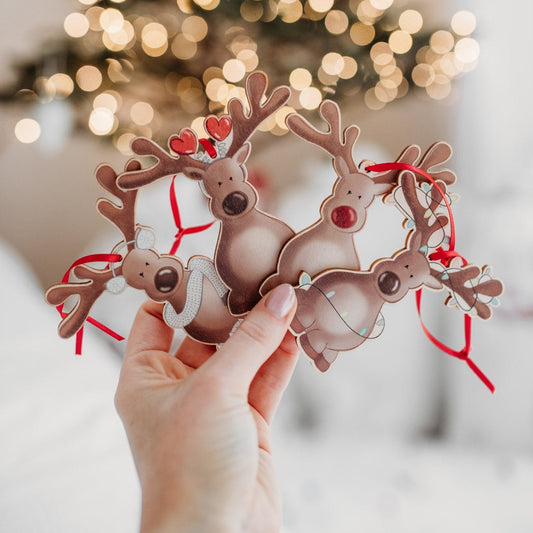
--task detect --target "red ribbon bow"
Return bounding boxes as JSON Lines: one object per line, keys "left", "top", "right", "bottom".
{"left": 57, "top": 254, "right": 125, "bottom": 355}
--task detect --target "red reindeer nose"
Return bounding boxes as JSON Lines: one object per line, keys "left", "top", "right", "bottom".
{"left": 331, "top": 205, "right": 357, "bottom": 228}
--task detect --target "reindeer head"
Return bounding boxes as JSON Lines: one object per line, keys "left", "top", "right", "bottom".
{"left": 46, "top": 161, "right": 187, "bottom": 338}
{"left": 116, "top": 71, "right": 289, "bottom": 223}
{"left": 182, "top": 142, "right": 258, "bottom": 220}
{"left": 287, "top": 100, "right": 427, "bottom": 233}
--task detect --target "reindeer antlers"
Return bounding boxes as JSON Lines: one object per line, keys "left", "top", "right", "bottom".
{"left": 45, "top": 265, "right": 116, "bottom": 339}
{"left": 227, "top": 71, "right": 290, "bottom": 157}
{"left": 430, "top": 265, "right": 503, "bottom": 319}
{"left": 116, "top": 137, "right": 205, "bottom": 190}
{"left": 400, "top": 171, "right": 449, "bottom": 251}
{"left": 287, "top": 100, "right": 360, "bottom": 174}
{"left": 45, "top": 161, "right": 141, "bottom": 339}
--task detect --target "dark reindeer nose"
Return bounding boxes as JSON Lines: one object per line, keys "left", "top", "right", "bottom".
{"left": 154, "top": 267, "right": 179, "bottom": 293}
{"left": 331, "top": 205, "right": 357, "bottom": 228}
{"left": 222, "top": 192, "right": 248, "bottom": 216}
{"left": 378, "top": 271, "right": 400, "bottom": 295}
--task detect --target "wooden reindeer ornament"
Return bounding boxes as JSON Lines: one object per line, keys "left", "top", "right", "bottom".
{"left": 290, "top": 172, "right": 503, "bottom": 373}
{"left": 261, "top": 100, "right": 456, "bottom": 293}
{"left": 45, "top": 161, "right": 238, "bottom": 345}
{"left": 116, "top": 71, "right": 295, "bottom": 316}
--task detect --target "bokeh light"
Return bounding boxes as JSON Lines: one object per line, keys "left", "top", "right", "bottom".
{"left": 14, "top": 118, "right": 41, "bottom": 143}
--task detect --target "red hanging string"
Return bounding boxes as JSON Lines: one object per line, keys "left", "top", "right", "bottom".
{"left": 365, "top": 162, "right": 495, "bottom": 393}
{"left": 168, "top": 175, "right": 216, "bottom": 255}
{"left": 57, "top": 253, "right": 125, "bottom": 355}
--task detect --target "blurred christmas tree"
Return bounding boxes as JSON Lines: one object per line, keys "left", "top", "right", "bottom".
{"left": 5, "top": 0, "right": 479, "bottom": 151}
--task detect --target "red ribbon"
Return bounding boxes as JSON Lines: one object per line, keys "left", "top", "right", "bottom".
{"left": 168, "top": 175, "right": 216, "bottom": 255}
{"left": 366, "top": 162, "right": 495, "bottom": 393}
{"left": 57, "top": 254, "right": 125, "bottom": 355}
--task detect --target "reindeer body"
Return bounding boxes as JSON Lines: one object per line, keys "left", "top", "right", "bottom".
{"left": 216, "top": 207, "right": 294, "bottom": 315}
{"left": 292, "top": 249, "right": 437, "bottom": 371}
{"left": 117, "top": 71, "right": 294, "bottom": 316}
{"left": 122, "top": 249, "right": 237, "bottom": 344}
{"left": 262, "top": 101, "right": 456, "bottom": 294}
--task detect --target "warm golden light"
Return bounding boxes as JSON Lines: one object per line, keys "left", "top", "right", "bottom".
{"left": 350, "top": 22, "right": 375, "bottom": 46}
{"left": 289, "top": 68, "right": 312, "bottom": 90}
{"left": 308, "top": 0, "right": 334, "bottom": 13}
{"left": 223, "top": 59, "right": 246, "bottom": 83}
{"left": 171, "top": 34, "right": 197, "bottom": 59}
{"left": 364, "top": 88, "right": 386, "bottom": 110}
{"left": 279, "top": 0, "right": 303, "bottom": 23}
{"left": 64, "top": 13, "right": 90, "bottom": 38}
{"left": 389, "top": 30, "right": 412, "bottom": 54}
{"left": 237, "top": 49, "right": 259, "bottom": 72}
{"left": 182, "top": 16, "right": 208, "bottom": 42}
{"left": 325, "top": 10, "right": 349, "bottom": 34}
{"left": 276, "top": 106, "right": 295, "bottom": 129}
{"left": 130, "top": 101, "right": 154, "bottom": 125}
{"left": 412, "top": 63, "right": 435, "bottom": 87}
{"left": 430, "top": 30, "right": 454, "bottom": 54}
{"left": 399, "top": 10, "right": 423, "bottom": 34}
{"left": 322, "top": 52, "right": 344, "bottom": 75}
{"left": 89, "top": 107, "right": 116, "bottom": 135}
{"left": 193, "top": 0, "right": 220, "bottom": 10}
{"left": 115, "top": 132, "right": 135, "bottom": 154}
{"left": 426, "top": 75, "right": 452, "bottom": 100}
{"left": 451, "top": 10, "right": 476, "bottom": 36}
{"left": 370, "top": 0, "right": 393, "bottom": 9}
{"left": 142, "top": 22, "right": 168, "bottom": 48}
{"left": 240, "top": 1, "right": 264, "bottom": 22}
{"left": 93, "top": 91, "right": 120, "bottom": 113}
{"left": 15, "top": 118, "right": 41, "bottom": 143}
{"left": 299, "top": 86, "right": 322, "bottom": 109}
{"left": 370, "top": 42, "right": 393, "bottom": 65}
{"left": 49, "top": 73, "right": 74, "bottom": 98}
{"left": 100, "top": 8, "right": 124, "bottom": 33}
{"left": 206, "top": 78, "right": 229, "bottom": 102}
{"left": 76, "top": 65, "right": 103, "bottom": 92}
{"left": 455, "top": 38, "right": 480, "bottom": 63}
{"left": 339, "top": 57, "right": 358, "bottom": 79}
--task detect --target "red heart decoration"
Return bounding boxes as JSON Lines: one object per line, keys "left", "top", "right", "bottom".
{"left": 205, "top": 116, "right": 232, "bottom": 142}
{"left": 169, "top": 129, "right": 198, "bottom": 155}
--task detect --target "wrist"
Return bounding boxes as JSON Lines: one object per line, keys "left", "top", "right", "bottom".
{"left": 140, "top": 494, "right": 238, "bottom": 533}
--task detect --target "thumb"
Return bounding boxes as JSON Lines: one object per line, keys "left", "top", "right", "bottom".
{"left": 202, "top": 283, "right": 296, "bottom": 393}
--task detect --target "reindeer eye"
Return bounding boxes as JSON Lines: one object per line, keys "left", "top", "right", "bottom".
{"left": 347, "top": 190, "right": 352, "bottom": 194}
{"left": 229, "top": 176, "right": 233, "bottom": 181}
{"left": 145, "top": 262, "right": 150, "bottom": 266}
{"left": 218, "top": 182, "right": 222, "bottom": 186}
{"left": 358, "top": 195, "right": 362, "bottom": 199}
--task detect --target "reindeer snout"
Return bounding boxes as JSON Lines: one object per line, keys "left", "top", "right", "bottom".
{"left": 222, "top": 192, "right": 248, "bottom": 216}
{"left": 378, "top": 271, "right": 400, "bottom": 295}
{"left": 331, "top": 205, "right": 357, "bottom": 228}
{"left": 154, "top": 267, "right": 179, "bottom": 293}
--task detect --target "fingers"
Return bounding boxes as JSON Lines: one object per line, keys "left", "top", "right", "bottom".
{"left": 174, "top": 336, "right": 216, "bottom": 369}
{"left": 248, "top": 331, "right": 299, "bottom": 425}
{"left": 201, "top": 284, "right": 296, "bottom": 394}
{"left": 124, "top": 300, "right": 174, "bottom": 361}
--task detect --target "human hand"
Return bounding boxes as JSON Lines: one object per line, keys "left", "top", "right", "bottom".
{"left": 114, "top": 284, "right": 298, "bottom": 533}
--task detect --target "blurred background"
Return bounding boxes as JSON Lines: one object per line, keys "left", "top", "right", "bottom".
{"left": 1, "top": 0, "right": 532, "bottom": 532}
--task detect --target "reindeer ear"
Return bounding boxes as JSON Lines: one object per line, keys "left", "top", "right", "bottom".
{"left": 424, "top": 273, "right": 442, "bottom": 290}
{"left": 233, "top": 142, "right": 251, "bottom": 165}
{"left": 333, "top": 156, "right": 350, "bottom": 177}
{"left": 372, "top": 181, "right": 394, "bottom": 196}
{"left": 183, "top": 167, "right": 206, "bottom": 180}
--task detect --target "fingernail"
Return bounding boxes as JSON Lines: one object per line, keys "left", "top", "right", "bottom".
{"left": 266, "top": 284, "right": 295, "bottom": 319}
